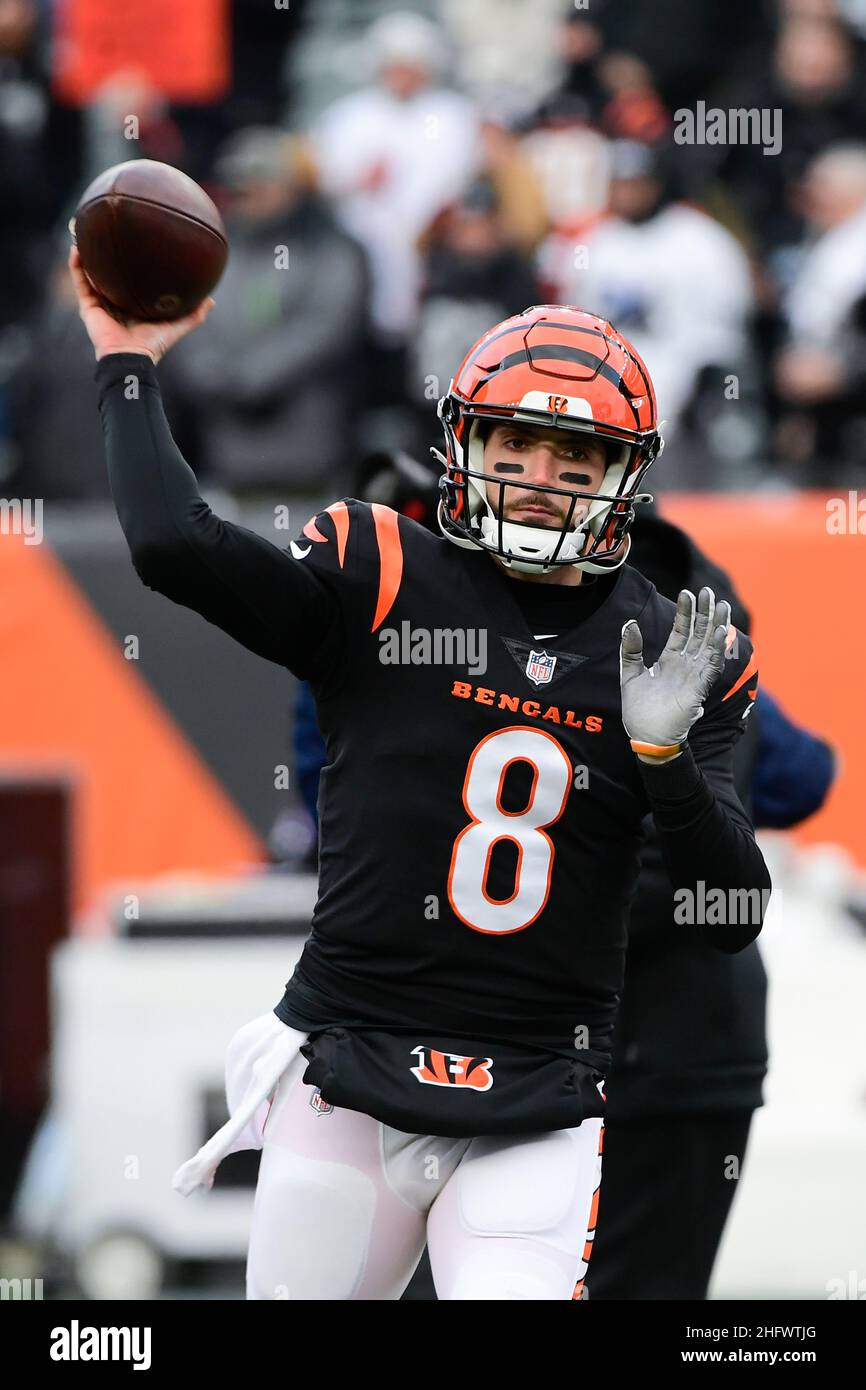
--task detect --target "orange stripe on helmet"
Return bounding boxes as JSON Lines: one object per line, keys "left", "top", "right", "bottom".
{"left": 370, "top": 503, "right": 404, "bottom": 632}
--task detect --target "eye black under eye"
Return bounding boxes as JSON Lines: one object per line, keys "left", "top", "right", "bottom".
{"left": 493, "top": 461, "right": 525, "bottom": 474}
{"left": 560, "top": 472, "right": 593, "bottom": 485}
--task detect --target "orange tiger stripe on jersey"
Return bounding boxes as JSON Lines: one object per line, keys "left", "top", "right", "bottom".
{"left": 329, "top": 500, "right": 350, "bottom": 567}
{"left": 722, "top": 650, "right": 759, "bottom": 703}
{"left": 303, "top": 501, "right": 350, "bottom": 566}
{"left": 370, "top": 503, "right": 404, "bottom": 632}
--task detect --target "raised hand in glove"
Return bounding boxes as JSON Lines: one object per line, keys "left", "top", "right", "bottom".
{"left": 620, "top": 587, "right": 731, "bottom": 762}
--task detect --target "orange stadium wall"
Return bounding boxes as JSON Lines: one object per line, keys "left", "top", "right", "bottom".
{"left": 0, "top": 533, "right": 264, "bottom": 917}
{"left": 661, "top": 491, "right": 861, "bottom": 864}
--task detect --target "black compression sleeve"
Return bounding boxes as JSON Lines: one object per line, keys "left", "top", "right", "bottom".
{"left": 94, "top": 352, "right": 341, "bottom": 676}
{"left": 637, "top": 744, "right": 771, "bottom": 952}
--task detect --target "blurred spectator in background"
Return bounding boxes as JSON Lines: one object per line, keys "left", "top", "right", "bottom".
{"left": 169, "top": 126, "right": 369, "bottom": 495}
{"left": 519, "top": 7, "right": 614, "bottom": 262}
{"left": 0, "top": 0, "right": 82, "bottom": 483}
{"left": 4, "top": 0, "right": 865, "bottom": 505}
{"left": 594, "top": 0, "right": 771, "bottom": 116}
{"left": 0, "top": 0, "right": 82, "bottom": 332}
{"left": 772, "top": 143, "right": 866, "bottom": 481}
{"left": 312, "top": 11, "right": 479, "bottom": 406}
{"left": 6, "top": 251, "right": 114, "bottom": 500}
{"left": 5, "top": 244, "right": 199, "bottom": 501}
{"left": 597, "top": 52, "right": 671, "bottom": 146}
{"left": 438, "top": 0, "right": 566, "bottom": 105}
{"left": 77, "top": 68, "right": 187, "bottom": 188}
{"left": 564, "top": 140, "right": 758, "bottom": 482}
{"left": 532, "top": 3, "right": 669, "bottom": 144}
{"left": 227, "top": 0, "right": 309, "bottom": 130}
{"left": 61, "top": 3, "right": 311, "bottom": 207}
{"left": 476, "top": 96, "right": 549, "bottom": 257}
{"left": 521, "top": 3, "right": 673, "bottom": 301}
{"left": 408, "top": 176, "right": 540, "bottom": 449}
{"left": 532, "top": 3, "right": 611, "bottom": 131}
{"left": 169, "top": 0, "right": 310, "bottom": 186}
{"left": 720, "top": 15, "right": 866, "bottom": 264}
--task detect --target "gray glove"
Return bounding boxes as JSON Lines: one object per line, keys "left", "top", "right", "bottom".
{"left": 620, "top": 587, "right": 731, "bottom": 757}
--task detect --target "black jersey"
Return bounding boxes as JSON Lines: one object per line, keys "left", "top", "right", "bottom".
{"left": 96, "top": 352, "right": 770, "bottom": 1076}
{"left": 271, "top": 498, "right": 763, "bottom": 1068}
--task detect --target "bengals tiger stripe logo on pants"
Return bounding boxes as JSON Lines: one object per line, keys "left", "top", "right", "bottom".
{"left": 410, "top": 1046, "right": 494, "bottom": 1091}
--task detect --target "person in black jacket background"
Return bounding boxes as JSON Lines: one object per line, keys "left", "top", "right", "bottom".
{"left": 585, "top": 506, "right": 835, "bottom": 1301}
{"left": 587, "top": 508, "right": 762, "bottom": 1301}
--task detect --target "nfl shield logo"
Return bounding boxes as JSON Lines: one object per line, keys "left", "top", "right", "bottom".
{"left": 526, "top": 649, "right": 557, "bottom": 687}
{"left": 310, "top": 1087, "right": 333, "bottom": 1116}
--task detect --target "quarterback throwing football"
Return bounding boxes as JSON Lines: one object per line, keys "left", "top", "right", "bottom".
{"left": 71, "top": 245, "right": 770, "bottom": 1301}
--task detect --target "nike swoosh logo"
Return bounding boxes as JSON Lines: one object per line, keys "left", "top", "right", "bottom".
{"left": 290, "top": 541, "right": 312, "bottom": 560}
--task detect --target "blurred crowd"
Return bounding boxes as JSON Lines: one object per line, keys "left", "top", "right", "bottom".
{"left": 4, "top": 0, "right": 866, "bottom": 500}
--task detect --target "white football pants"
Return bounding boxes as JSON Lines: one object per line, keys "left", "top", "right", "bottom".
{"left": 243, "top": 1023, "right": 604, "bottom": 1301}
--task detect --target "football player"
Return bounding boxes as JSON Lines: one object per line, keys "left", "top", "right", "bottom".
{"left": 71, "top": 245, "right": 771, "bottom": 1300}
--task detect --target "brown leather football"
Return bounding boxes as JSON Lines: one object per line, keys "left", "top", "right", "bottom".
{"left": 72, "top": 159, "right": 228, "bottom": 322}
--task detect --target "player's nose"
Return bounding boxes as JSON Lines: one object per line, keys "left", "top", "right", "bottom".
{"left": 524, "top": 445, "right": 561, "bottom": 486}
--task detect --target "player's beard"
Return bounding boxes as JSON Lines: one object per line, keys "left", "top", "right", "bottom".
{"left": 500, "top": 490, "right": 587, "bottom": 529}
{"left": 486, "top": 490, "right": 593, "bottom": 582}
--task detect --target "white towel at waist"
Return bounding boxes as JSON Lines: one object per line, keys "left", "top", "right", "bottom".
{"left": 172, "top": 1012, "right": 307, "bottom": 1197}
